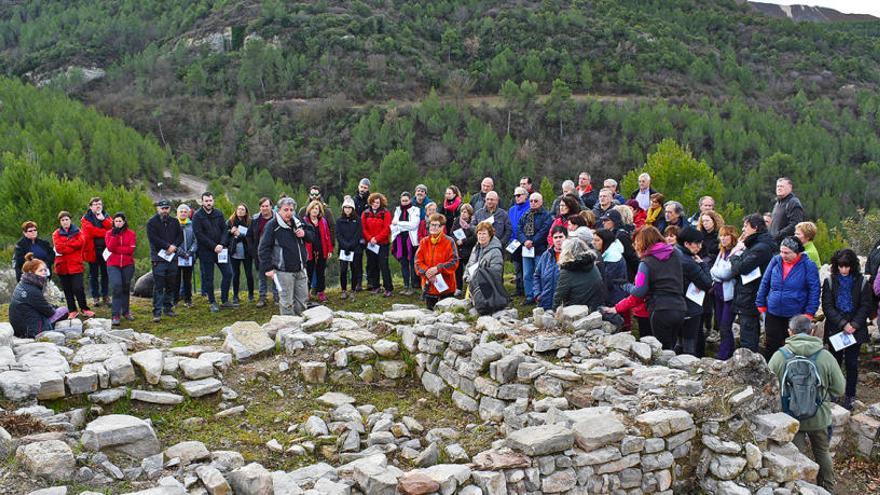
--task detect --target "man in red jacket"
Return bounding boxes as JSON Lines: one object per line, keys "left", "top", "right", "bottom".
{"left": 81, "top": 197, "right": 112, "bottom": 308}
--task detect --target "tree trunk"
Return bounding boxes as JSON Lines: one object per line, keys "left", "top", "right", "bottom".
{"left": 507, "top": 110, "right": 511, "bottom": 135}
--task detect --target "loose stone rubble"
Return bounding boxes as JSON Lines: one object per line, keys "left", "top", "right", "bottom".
{"left": 0, "top": 302, "right": 875, "bottom": 494}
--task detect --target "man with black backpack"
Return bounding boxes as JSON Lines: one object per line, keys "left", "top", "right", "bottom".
{"left": 768, "top": 315, "right": 845, "bottom": 491}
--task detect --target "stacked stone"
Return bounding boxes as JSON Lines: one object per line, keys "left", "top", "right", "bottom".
{"left": 850, "top": 402, "right": 880, "bottom": 457}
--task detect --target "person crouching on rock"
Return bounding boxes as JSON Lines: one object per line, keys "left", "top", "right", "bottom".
{"left": 9, "top": 253, "right": 69, "bottom": 338}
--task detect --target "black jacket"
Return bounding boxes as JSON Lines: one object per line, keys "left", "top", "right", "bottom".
{"left": 9, "top": 274, "right": 56, "bottom": 338}
{"left": 335, "top": 215, "right": 363, "bottom": 254}
{"left": 226, "top": 217, "right": 256, "bottom": 259}
{"left": 553, "top": 251, "right": 606, "bottom": 310}
{"left": 729, "top": 231, "right": 775, "bottom": 316}
{"left": 13, "top": 237, "right": 54, "bottom": 281}
{"left": 822, "top": 273, "right": 873, "bottom": 344}
{"left": 452, "top": 216, "right": 477, "bottom": 260}
{"left": 769, "top": 193, "right": 804, "bottom": 244}
{"left": 258, "top": 213, "right": 315, "bottom": 273}
{"left": 614, "top": 229, "right": 639, "bottom": 281}
{"left": 354, "top": 191, "right": 370, "bottom": 216}
{"left": 699, "top": 231, "right": 720, "bottom": 262}
{"left": 579, "top": 189, "right": 598, "bottom": 210}
{"left": 146, "top": 213, "right": 184, "bottom": 263}
{"left": 192, "top": 207, "right": 229, "bottom": 256}
{"left": 676, "top": 245, "right": 713, "bottom": 317}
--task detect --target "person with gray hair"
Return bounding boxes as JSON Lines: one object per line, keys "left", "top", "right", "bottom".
{"left": 688, "top": 195, "right": 716, "bottom": 228}
{"left": 258, "top": 196, "right": 315, "bottom": 315}
{"left": 552, "top": 237, "right": 606, "bottom": 310}
{"left": 604, "top": 178, "right": 626, "bottom": 205}
{"left": 630, "top": 172, "right": 656, "bottom": 210}
{"left": 413, "top": 184, "right": 432, "bottom": 221}
{"left": 472, "top": 191, "right": 512, "bottom": 245}
{"left": 517, "top": 192, "right": 553, "bottom": 304}
{"left": 767, "top": 314, "right": 844, "bottom": 491}
{"left": 469, "top": 177, "right": 494, "bottom": 213}
{"left": 174, "top": 203, "right": 198, "bottom": 307}
{"left": 656, "top": 200, "right": 686, "bottom": 233}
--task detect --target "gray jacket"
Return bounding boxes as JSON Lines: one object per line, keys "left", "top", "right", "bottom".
{"left": 465, "top": 237, "right": 504, "bottom": 285}
{"left": 472, "top": 207, "right": 513, "bottom": 246}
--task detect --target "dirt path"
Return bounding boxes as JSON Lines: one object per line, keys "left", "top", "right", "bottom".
{"left": 267, "top": 92, "right": 653, "bottom": 110}
{"left": 150, "top": 172, "right": 211, "bottom": 202}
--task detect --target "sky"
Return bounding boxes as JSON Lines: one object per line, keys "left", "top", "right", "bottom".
{"left": 758, "top": 0, "right": 880, "bottom": 17}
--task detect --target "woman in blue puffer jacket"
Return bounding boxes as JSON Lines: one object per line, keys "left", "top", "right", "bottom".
{"left": 534, "top": 226, "right": 567, "bottom": 310}
{"left": 756, "top": 236, "right": 820, "bottom": 360}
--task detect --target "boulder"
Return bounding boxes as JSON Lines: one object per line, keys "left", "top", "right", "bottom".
{"left": 15, "top": 440, "right": 75, "bottom": 481}
{"left": 72, "top": 343, "right": 124, "bottom": 365}
{"left": 178, "top": 357, "right": 214, "bottom": 380}
{"left": 81, "top": 414, "right": 161, "bottom": 459}
{"left": 302, "top": 305, "right": 334, "bottom": 331}
{"left": 0, "top": 370, "right": 41, "bottom": 401}
{"left": 222, "top": 321, "right": 274, "bottom": 362}
{"left": 228, "top": 462, "right": 273, "bottom": 495}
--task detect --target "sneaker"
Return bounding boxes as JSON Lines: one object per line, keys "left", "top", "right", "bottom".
{"left": 68, "top": 311, "right": 79, "bottom": 319}
{"left": 102, "top": 296, "right": 111, "bottom": 306}
{"left": 93, "top": 298, "right": 102, "bottom": 308}
{"left": 371, "top": 287, "right": 381, "bottom": 294}
{"left": 152, "top": 315, "right": 161, "bottom": 323}
{"left": 383, "top": 290, "right": 393, "bottom": 298}
{"left": 210, "top": 304, "right": 220, "bottom": 313}
{"left": 220, "top": 301, "right": 236, "bottom": 309}
{"left": 124, "top": 313, "right": 135, "bottom": 321}
{"left": 184, "top": 302, "right": 193, "bottom": 308}
{"left": 111, "top": 316, "right": 121, "bottom": 326}
{"left": 340, "top": 291, "right": 348, "bottom": 300}
{"left": 353, "top": 285, "right": 363, "bottom": 292}
{"left": 318, "top": 292, "right": 327, "bottom": 303}
{"left": 255, "top": 298, "right": 266, "bottom": 308}
{"left": 82, "top": 310, "right": 96, "bottom": 318}
{"left": 165, "top": 310, "right": 177, "bottom": 317}
{"left": 398, "top": 287, "right": 410, "bottom": 295}
{"left": 248, "top": 295, "right": 255, "bottom": 303}
{"left": 232, "top": 297, "right": 240, "bottom": 305}
{"left": 454, "top": 289, "right": 462, "bottom": 297}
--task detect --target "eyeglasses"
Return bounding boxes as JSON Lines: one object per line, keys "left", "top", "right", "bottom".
{"left": 309, "top": 193, "right": 320, "bottom": 197}
{"left": 26, "top": 229, "right": 37, "bottom": 232}
{"left": 429, "top": 223, "right": 442, "bottom": 228}
{"left": 529, "top": 199, "right": 540, "bottom": 203}
{"left": 515, "top": 193, "right": 525, "bottom": 197}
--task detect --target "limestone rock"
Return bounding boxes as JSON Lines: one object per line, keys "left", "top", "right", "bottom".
{"left": 130, "top": 349, "right": 164, "bottom": 385}
{"left": 180, "top": 378, "right": 222, "bottom": 397}
{"left": 506, "top": 424, "right": 574, "bottom": 456}
{"left": 178, "top": 357, "right": 214, "bottom": 380}
{"left": 572, "top": 413, "right": 626, "bottom": 451}
{"left": 81, "top": 414, "right": 161, "bottom": 459}
{"left": 222, "top": 321, "right": 274, "bottom": 362}
{"left": 228, "top": 462, "right": 273, "bottom": 495}
{"left": 0, "top": 370, "right": 41, "bottom": 401}
{"left": 15, "top": 440, "right": 75, "bottom": 481}
{"left": 130, "top": 390, "right": 184, "bottom": 405}
{"left": 302, "top": 305, "right": 334, "bottom": 331}
{"left": 753, "top": 412, "right": 800, "bottom": 443}
{"left": 165, "top": 441, "right": 210, "bottom": 466}
{"left": 196, "top": 465, "right": 231, "bottom": 495}
{"left": 635, "top": 409, "right": 694, "bottom": 437}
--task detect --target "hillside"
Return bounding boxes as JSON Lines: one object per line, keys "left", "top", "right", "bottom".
{"left": 748, "top": 2, "right": 879, "bottom": 22}
{"left": 1, "top": 0, "right": 880, "bottom": 227}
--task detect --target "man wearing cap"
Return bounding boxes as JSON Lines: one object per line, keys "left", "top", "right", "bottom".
{"left": 413, "top": 184, "right": 433, "bottom": 221}
{"left": 508, "top": 186, "right": 531, "bottom": 297}
{"left": 470, "top": 177, "right": 494, "bottom": 213}
{"left": 675, "top": 227, "right": 713, "bottom": 356}
{"left": 147, "top": 199, "right": 184, "bottom": 322}
{"left": 352, "top": 179, "right": 371, "bottom": 291}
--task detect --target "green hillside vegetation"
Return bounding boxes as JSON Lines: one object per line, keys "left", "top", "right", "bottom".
{"left": 1, "top": 0, "right": 879, "bottom": 238}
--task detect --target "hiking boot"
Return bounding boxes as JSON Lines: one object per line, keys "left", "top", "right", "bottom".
{"left": 164, "top": 309, "right": 177, "bottom": 317}
{"left": 152, "top": 314, "right": 161, "bottom": 323}
{"left": 220, "top": 301, "right": 236, "bottom": 309}
{"left": 124, "top": 313, "right": 135, "bottom": 321}
{"left": 82, "top": 309, "right": 96, "bottom": 318}
{"left": 68, "top": 311, "right": 79, "bottom": 320}
{"left": 111, "top": 316, "right": 121, "bottom": 326}
{"left": 210, "top": 304, "right": 220, "bottom": 313}
{"left": 232, "top": 297, "right": 240, "bottom": 306}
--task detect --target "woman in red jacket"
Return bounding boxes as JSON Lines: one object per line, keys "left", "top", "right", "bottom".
{"left": 105, "top": 213, "right": 137, "bottom": 326}
{"left": 361, "top": 192, "right": 393, "bottom": 296}
{"left": 53, "top": 211, "right": 94, "bottom": 319}
{"left": 81, "top": 197, "right": 113, "bottom": 307}
{"left": 304, "top": 200, "right": 333, "bottom": 303}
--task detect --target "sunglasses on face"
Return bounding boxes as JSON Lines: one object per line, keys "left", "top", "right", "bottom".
{"left": 26, "top": 229, "right": 37, "bottom": 232}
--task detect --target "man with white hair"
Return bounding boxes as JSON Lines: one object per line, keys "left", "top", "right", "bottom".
{"left": 470, "top": 177, "right": 494, "bottom": 213}
{"left": 472, "top": 191, "right": 512, "bottom": 245}
{"left": 630, "top": 173, "right": 656, "bottom": 211}
{"left": 604, "top": 178, "right": 626, "bottom": 205}
{"left": 551, "top": 179, "right": 579, "bottom": 216}
{"left": 517, "top": 192, "right": 553, "bottom": 304}
{"left": 592, "top": 188, "right": 616, "bottom": 218}
{"left": 258, "top": 197, "right": 315, "bottom": 316}
{"left": 577, "top": 172, "right": 598, "bottom": 209}
{"left": 688, "top": 196, "right": 716, "bottom": 227}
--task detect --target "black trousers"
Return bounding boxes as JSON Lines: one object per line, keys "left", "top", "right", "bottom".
{"left": 763, "top": 313, "right": 790, "bottom": 360}
{"left": 307, "top": 255, "right": 327, "bottom": 292}
{"left": 680, "top": 314, "right": 702, "bottom": 356}
{"left": 366, "top": 244, "right": 393, "bottom": 291}
{"left": 58, "top": 273, "right": 89, "bottom": 312}
{"left": 352, "top": 249, "right": 364, "bottom": 289}
{"left": 152, "top": 261, "right": 178, "bottom": 316}
{"left": 635, "top": 316, "right": 652, "bottom": 338}
{"left": 651, "top": 309, "right": 686, "bottom": 351}
{"left": 231, "top": 257, "right": 254, "bottom": 299}
{"left": 176, "top": 266, "right": 193, "bottom": 304}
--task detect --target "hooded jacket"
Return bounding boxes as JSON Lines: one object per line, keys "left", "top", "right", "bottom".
{"left": 822, "top": 272, "right": 872, "bottom": 344}
{"left": 335, "top": 214, "right": 363, "bottom": 254}
{"left": 601, "top": 239, "right": 628, "bottom": 305}
{"left": 675, "top": 244, "right": 714, "bottom": 317}
{"left": 768, "top": 334, "right": 845, "bottom": 431}
{"left": 80, "top": 211, "right": 112, "bottom": 263}
{"left": 193, "top": 207, "right": 230, "bottom": 256}
{"left": 147, "top": 212, "right": 184, "bottom": 263}
{"left": 602, "top": 210, "right": 639, "bottom": 279}
{"left": 626, "top": 242, "right": 686, "bottom": 314}
{"left": 756, "top": 254, "right": 820, "bottom": 318}
{"left": 13, "top": 236, "right": 54, "bottom": 281}
{"left": 258, "top": 211, "right": 315, "bottom": 273}
{"left": 52, "top": 225, "right": 85, "bottom": 275}
{"left": 415, "top": 234, "right": 459, "bottom": 297}
{"left": 9, "top": 273, "right": 57, "bottom": 338}
{"left": 729, "top": 231, "right": 776, "bottom": 316}
{"left": 534, "top": 248, "right": 561, "bottom": 310}
{"left": 553, "top": 250, "right": 606, "bottom": 310}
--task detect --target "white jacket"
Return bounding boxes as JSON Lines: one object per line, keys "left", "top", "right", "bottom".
{"left": 391, "top": 205, "right": 421, "bottom": 245}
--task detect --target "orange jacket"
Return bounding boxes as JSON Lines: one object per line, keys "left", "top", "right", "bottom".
{"left": 415, "top": 234, "right": 459, "bottom": 296}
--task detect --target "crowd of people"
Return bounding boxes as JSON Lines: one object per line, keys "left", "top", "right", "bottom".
{"left": 7, "top": 172, "right": 874, "bottom": 489}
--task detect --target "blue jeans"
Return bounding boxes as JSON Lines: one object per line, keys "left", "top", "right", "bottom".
{"left": 199, "top": 252, "right": 232, "bottom": 304}
{"left": 152, "top": 261, "right": 177, "bottom": 315}
{"left": 107, "top": 264, "right": 134, "bottom": 317}
{"left": 523, "top": 255, "right": 536, "bottom": 298}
